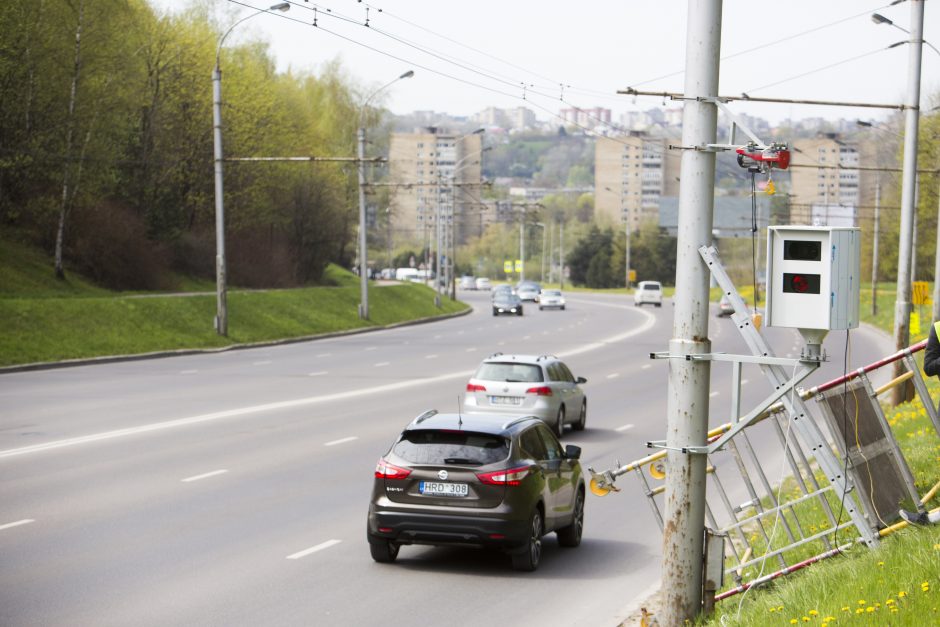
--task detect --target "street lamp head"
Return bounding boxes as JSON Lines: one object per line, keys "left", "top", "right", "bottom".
{"left": 856, "top": 119, "right": 873, "bottom": 128}
{"left": 871, "top": 13, "right": 893, "bottom": 26}
{"left": 471, "top": 127, "right": 485, "bottom": 135}
{"left": 269, "top": 2, "right": 290, "bottom": 11}
{"left": 399, "top": 70, "right": 415, "bottom": 80}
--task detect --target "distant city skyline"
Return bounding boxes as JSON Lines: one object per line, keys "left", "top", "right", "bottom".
{"left": 151, "top": 0, "right": 939, "bottom": 128}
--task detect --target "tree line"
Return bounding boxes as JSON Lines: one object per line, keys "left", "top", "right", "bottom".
{"left": 0, "top": 0, "right": 364, "bottom": 289}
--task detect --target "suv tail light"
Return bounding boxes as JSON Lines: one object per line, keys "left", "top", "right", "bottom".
{"left": 466, "top": 383, "right": 486, "bottom": 392}
{"left": 525, "top": 386, "right": 553, "bottom": 396}
{"left": 476, "top": 465, "right": 531, "bottom": 486}
{"left": 375, "top": 458, "right": 411, "bottom": 480}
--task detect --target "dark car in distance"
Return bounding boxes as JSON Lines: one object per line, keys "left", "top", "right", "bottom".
{"left": 493, "top": 291, "right": 523, "bottom": 316}
{"left": 367, "top": 411, "right": 585, "bottom": 571}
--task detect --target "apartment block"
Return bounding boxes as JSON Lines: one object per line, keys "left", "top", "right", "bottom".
{"left": 594, "top": 133, "right": 678, "bottom": 227}
{"left": 388, "top": 128, "right": 486, "bottom": 248}
{"left": 789, "top": 134, "right": 861, "bottom": 226}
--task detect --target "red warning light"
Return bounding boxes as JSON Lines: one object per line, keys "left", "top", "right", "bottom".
{"left": 782, "top": 273, "right": 820, "bottom": 295}
{"left": 791, "top": 275, "right": 809, "bottom": 293}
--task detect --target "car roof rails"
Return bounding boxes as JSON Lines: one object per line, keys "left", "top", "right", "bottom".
{"left": 502, "top": 415, "right": 538, "bottom": 430}
{"left": 411, "top": 409, "right": 438, "bottom": 425}
{"left": 487, "top": 352, "right": 504, "bottom": 359}
{"left": 536, "top": 355, "right": 557, "bottom": 362}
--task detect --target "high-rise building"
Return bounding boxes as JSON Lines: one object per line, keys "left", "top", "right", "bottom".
{"left": 789, "top": 134, "right": 861, "bottom": 226}
{"left": 594, "top": 133, "right": 678, "bottom": 227}
{"left": 388, "top": 128, "right": 486, "bottom": 253}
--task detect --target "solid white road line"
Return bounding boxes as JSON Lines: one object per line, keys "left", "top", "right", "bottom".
{"left": 324, "top": 436, "right": 358, "bottom": 447}
{"left": 316, "top": 353, "right": 331, "bottom": 358}
{"left": 615, "top": 424, "right": 634, "bottom": 432}
{"left": 642, "top": 364, "right": 652, "bottom": 370}
{"left": 0, "top": 519, "right": 35, "bottom": 532}
{"left": 425, "top": 354, "right": 438, "bottom": 359}
{"left": 374, "top": 362, "right": 389, "bottom": 367}
{"left": 709, "top": 391, "right": 719, "bottom": 397}
{"left": 181, "top": 470, "right": 228, "bottom": 483}
{"left": 465, "top": 348, "right": 477, "bottom": 352}
{"left": 0, "top": 318, "right": 660, "bottom": 460}
{"left": 308, "top": 371, "right": 327, "bottom": 377}
{"left": 253, "top": 361, "right": 272, "bottom": 366}
{"left": 742, "top": 379, "right": 749, "bottom": 385}
{"left": 365, "top": 346, "right": 377, "bottom": 352}
{"left": 286, "top": 539, "right": 342, "bottom": 560}
{"left": 606, "top": 373, "right": 620, "bottom": 379}
{"left": 180, "top": 370, "right": 198, "bottom": 375}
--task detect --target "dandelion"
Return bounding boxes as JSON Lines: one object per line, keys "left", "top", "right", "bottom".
{"left": 809, "top": 609, "right": 819, "bottom": 616}
{"left": 878, "top": 561, "right": 885, "bottom": 567}
{"left": 841, "top": 606, "right": 850, "bottom": 612}
{"left": 866, "top": 606, "right": 876, "bottom": 613}
{"left": 802, "top": 617, "right": 810, "bottom": 623}
{"left": 858, "top": 600, "right": 866, "bottom": 605}
{"left": 900, "top": 591, "right": 908, "bottom": 598}
{"left": 886, "top": 599, "right": 896, "bottom": 605}
{"left": 856, "top": 608, "right": 864, "bottom": 615}
{"left": 790, "top": 619, "right": 798, "bottom": 625}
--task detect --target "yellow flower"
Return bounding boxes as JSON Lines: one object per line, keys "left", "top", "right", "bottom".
{"left": 802, "top": 617, "right": 810, "bottom": 623}
{"left": 809, "top": 610, "right": 819, "bottom": 616}
{"left": 790, "top": 619, "right": 798, "bottom": 625}
{"left": 841, "top": 606, "right": 850, "bottom": 612}
{"left": 900, "top": 591, "right": 908, "bottom": 598}
{"left": 858, "top": 600, "right": 866, "bottom": 605}
{"left": 856, "top": 608, "right": 864, "bottom": 614}
{"left": 886, "top": 599, "right": 896, "bottom": 605}
{"left": 866, "top": 607, "right": 875, "bottom": 613}
{"left": 878, "top": 561, "right": 885, "bottom": 567}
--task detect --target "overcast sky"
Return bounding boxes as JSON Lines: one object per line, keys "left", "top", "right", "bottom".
{"left": 149, "top": 0, "right": 940, "bottom": 127}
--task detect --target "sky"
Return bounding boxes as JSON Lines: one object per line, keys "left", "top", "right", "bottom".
{"left": 149, "top": 0, "right": 940, "bottom": 128}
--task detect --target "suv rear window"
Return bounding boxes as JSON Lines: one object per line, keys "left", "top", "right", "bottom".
{"left": 393, "top": 430, "right": 510, "bottom": 465}
{"left": 642, "top": 283, "right": 661, "bottom": 291}
{"left": 475, "top": 362, "right": 543, "bottom": 383}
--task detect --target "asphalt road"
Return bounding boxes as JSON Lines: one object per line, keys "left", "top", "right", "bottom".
{"left": 0, "top": 289, "right": 894, "bottom": 626}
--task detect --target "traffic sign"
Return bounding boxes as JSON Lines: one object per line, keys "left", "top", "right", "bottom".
{"left": 912, "top": 281, "right": 929, "bottom": 305}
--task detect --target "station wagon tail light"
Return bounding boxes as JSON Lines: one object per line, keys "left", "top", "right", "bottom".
{"left": 466, "top": 383, "right": 486, "bottom": 392}
{"left": 476, "top": 465, "right": 531, "bottom": 486}
{"left": 375, "top": 458, "right": 411, "bottom": 480}
{"left": 525, "top": 386, "right": 553, "bottom": 396}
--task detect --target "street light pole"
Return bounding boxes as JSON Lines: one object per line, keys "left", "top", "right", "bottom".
{"left": 358, "top": 70, "right": 414, "bottom": 320}
{"left": 212, "top": 2, "right": 290, "bottom": 336}
{"left": 885, "top": 1, "right": 924, "bottom": 405}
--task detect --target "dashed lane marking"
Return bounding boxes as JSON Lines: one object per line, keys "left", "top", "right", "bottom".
{"left": 182, "top": 470, "right": 228, "bottom": 483}
{"left": 0, "top": 519, "right": 35, "bottom": 532}
{"left": 286, "top": 539, "right": 342, "bottom": 560}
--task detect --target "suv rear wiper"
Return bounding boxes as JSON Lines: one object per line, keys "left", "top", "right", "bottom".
{"left": 443, "top": 458, "right": 483, "bottom": 466}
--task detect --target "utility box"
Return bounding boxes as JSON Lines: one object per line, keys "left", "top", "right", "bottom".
{"left": 765, "top": 226, "right": 860, "bottom": 331}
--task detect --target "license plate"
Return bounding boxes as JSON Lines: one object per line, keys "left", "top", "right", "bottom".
{"left": 420, "top": 482, "right": 469, "bottom": 497}
{"left": 490, "top": 396, "right": 521, "bottom": 406}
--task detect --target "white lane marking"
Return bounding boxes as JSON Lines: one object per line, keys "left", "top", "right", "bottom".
{"left": 182, "top": 469, "right": 228, "bottom": 483}
{"left": 615, "top": 424, "right": 634, "bottom": 432}
{"left": 457, "top": 330, "right": 465, "bottom": 335}
{"left": 742, "top": 379, "right": 749, "bottom": 385}
{"left": 324, "top": 436, "right": 358, "bottom": 447}
{"left": 425, "top": 354, "right": 438, "bottom": 359}
{"left": 0, "top": 519, "right": 35, "bottom": 532}
{"left": 465, "top": 348, "right": 477, "bottom": 353}
{"left": 316, "top": 353, "right": 331, "bottom": 358}
{"left": 287, "top": 539, "right": 342, "bottom": 560}
{"left": 180, "top": 370, "right": 198, "bottom": 375}
{"left": 523, "top": 335, "right": 532, "bottom": 340}
{"left": 374, "top": 362, "right": 390, "bottom": 367}
{"left": 308, "top": 371, "right": 327, "bottom": 377}
{"left": 642, "top": 364, "right": 652, "bottom": 370}
{"left": 253, "top": 361, "right": 272, "bottom": 366}
{"left": 365, "top": 346, "right": 377, "bottom": 352}
{"left": 606, "top": 373, "right": 620, "bottom": 379}
{"left": 0, "top": 317, "right": 660, "bottom": 460}
{"left": 497, "top": 341, "right": 506, "bottom": 346}
{"left": 433, "top": 335, "right": 442, "bottom": 339}
{"left": 709, "top": 391, "right": 719, "bottom": 397}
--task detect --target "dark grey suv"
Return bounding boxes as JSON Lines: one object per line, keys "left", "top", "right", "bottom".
{"left": 367, "top": 411, "right": 585, "bottom": 571}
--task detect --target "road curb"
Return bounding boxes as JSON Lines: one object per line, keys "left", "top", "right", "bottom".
{"left": 0, "top": 307, "right": 472, "bottom": 374}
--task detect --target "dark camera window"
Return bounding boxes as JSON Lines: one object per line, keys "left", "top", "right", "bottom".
{"left": 783, "top": 240, "right": 821, "bottom": 261}
{"left": 782, "top": 273, "right": 821, "bottom": 294}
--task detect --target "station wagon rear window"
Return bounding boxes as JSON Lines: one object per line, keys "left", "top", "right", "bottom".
{"left": 475, "top": 362, "right": 543, "bottom": 383}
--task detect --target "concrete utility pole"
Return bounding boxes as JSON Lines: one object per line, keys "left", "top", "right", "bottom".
{"left": 661, "top": 0, "right": 722, "bottom": 623}
{"left": 559, "top": 220, "right": 565, "bottom": 290}
{"left": 892, "top": 0, "right": 924, "bottom": 405}
{"left": 872, "top": 182, "right": 880, "bottom": 317}
{"left": 933, "top": 176, "right": 940, "bottom": 323}
{"left": 519, "top": 205, "right": 526, "bottom": 283}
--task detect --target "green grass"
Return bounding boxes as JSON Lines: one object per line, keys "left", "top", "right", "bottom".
{"left": 0, "top": 237, "right": 468, "bottom": 366}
